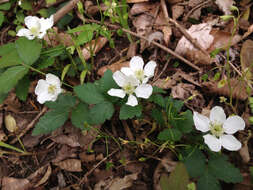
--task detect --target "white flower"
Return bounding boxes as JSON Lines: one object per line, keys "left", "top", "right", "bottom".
{"left": 121, "top": 56, "right": 157, "bottom": 84}
{"left": 17, "top": 15, "right": 54, "bottom": 40}
{"left": 35, "top": 73, "right": 62, "bottom": 104}
{"left": 193, "top": 106, "right": 245, "bottom": 152}
{"left": 108, "top": 71, "right": 153, "bottom": 106}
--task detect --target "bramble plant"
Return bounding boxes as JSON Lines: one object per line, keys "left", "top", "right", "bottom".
{"left": 0, "top": 2, "right": 248, "bottom": 189}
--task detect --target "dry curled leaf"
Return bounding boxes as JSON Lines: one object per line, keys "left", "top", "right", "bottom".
{"left": 215, "top": 0, "right": 235, "bottom": 15}
{"left": 54, "top": 159, "right": 82, "bottom": 172}
{"left": 98, "top": 61, "right": 129, "bottom": 76}
{"left": 240, "top": 40, "right": 253, "bottom": 79}
{"left": 51, "top": 134, "right": 80, "bottom": 147}
{"left": 2, "top": 177, "right": 31, "bottom": 190}
{"left": 239, "top": 142, "right": 250, "bottom": 163}
{"left": 202, "top": 79, "right": 248, "bottom": 100}
{"left": 27, "top": 165, "right": 52, "bottom": 187}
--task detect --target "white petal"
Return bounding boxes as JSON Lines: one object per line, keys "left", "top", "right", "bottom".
{"left": 35, "top": 80, "right": 49, "bottom": 96}
{"left": 193, "top": 112, "right": 210, "bottom": 132}
{"left": 129, "top": 56, "right": 144, "bottom": 72}
{"left": 210, "top": 106, "right": 226, "bottom": 124}
{"left": 37, "top": 31, "right": 46, "bottom": 39}
{"left": 223, "top": 116, "right": 245, "bottom": 134}
{"left": 108, "top": 89, "right": 126, "bottom": 98}
{"left": 144, "top": 60, "right": 156, "bottom": 77}
{"left": 113, "top": 71, "right": 127, "bottom": 87}
{"left": 220, "top": 135, "right": 242, "bottom": 151}
{"left": 37, "top": 91, "right": 51, "bottom": 104}
{"left": 39, "top": 15, "right": 54, "bottom": 31}
{"left": 135, "top": 84, "right": 153, "bottom": 99}
{"left": 46, "top": 73, "right": 61, "bottom": 87}
{"left": 16, "top": 28, "right": 34, "bottom": 40}
{"left": 203, "top": 134, "right": 221, "bottom": 152}
{"left": 142, "top": 77, "right": 149, "bottom": 84}
{"left": 55, "top": 86, "right": 63, "bottom": 95}
{"left": 24, "top": 16, "right": 40, "bottom": 29}
{"left": 126, "top": 94, "right": 138, "bottom": 106}
{"left": 127, "top": 75, "right": 139, "bottom": 87}
{"left": 121, "top": 67, "right": 134, "bottom": 76}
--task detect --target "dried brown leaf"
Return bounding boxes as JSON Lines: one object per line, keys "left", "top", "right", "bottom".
{"left": 31, "top": 165, "right": 52, "bottom": 187}
{"left": 54, "top": 159, "right": 82, "bottom": 172}
{"left": 215, "top": 0, "right": 235, "bottom": 15}
{"left": 2, "top": 177, "right": 31, "bottom": 190}
{"left": 52, "top": 134, "right": 80, "bottom": 147}
{"left": 240, "top": 40, "right": 253, "bottom": 79}
{"left": 153, "top": 78, "right": 177, "bottom": 89}
{"left": 44, "top": 27, "right": 73, "bottom": 47}
{"left": 130, "top": 2, "right": 159, "bottom": 16}
{"left": 171, "top": 83, "right": 195, "bottom": 100}
{"left": 52, "top": 145, "right": 77, "bottom": 163}
{"left": 108, "top": 173, "right": 138, "bottom": 190}
{"left": 172, "top": 5, "right": 184, "bottom": 20}
{"left": 162, "top": 26, "right": 172, "bottom": 46}
{"left": 127, "top": 0, "right": 148, "bottom": 3}
{"left": 98, "top": 61, "right": 129, "bottom": 76}
{"left": 79, "top": 152, "right": 95, "bottom": 163}
{"left": 239, "top": 142, "right": 250, "bottom": 163}
{"left": 202, "top": 79, "right": 248, "bottom": 100}
{"left": 57, "top": 172, "right": 66, "bottom": 188}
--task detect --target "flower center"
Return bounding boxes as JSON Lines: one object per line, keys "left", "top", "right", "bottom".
{"left": 134, "top": 70, "right": 144, "bottom": 81}
{"left": 123, "top": 83, "right": 135, "bottom": 94}
{"left": 48, "top": 84, "right": 56, "bottom": 94}
{"left": 30, "top": 27, "right": 40, "bottom": 36}
{"left": 210, "top": 122, "right": 224, "bottom": 137}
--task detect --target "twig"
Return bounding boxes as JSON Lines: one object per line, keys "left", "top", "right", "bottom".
{"left": 10, "top": 107, "right": 48, "bottom": 144}
{"left": 122, "top": 120, "right": 134, "bottom": 141}
{"left": 79, "top": 149, "right": 119, "bottom": 185}
{"left": 53, "top": 0, "right": 80, "bottom": 23}
{"left": 160, "top": 0, "right": 209, "bottom": 57}
{"left": 84, "top": 18, "right": 201, "bottom": 71}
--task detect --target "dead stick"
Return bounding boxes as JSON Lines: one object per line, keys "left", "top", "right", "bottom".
{"left": 11, "top": 107, "right": 48, "bottom": 144}
{"left": 53, "top": 0, "right": 80, "bottom": 23}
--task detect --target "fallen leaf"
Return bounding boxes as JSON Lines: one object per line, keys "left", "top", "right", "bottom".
{"left": 153, "top": 78, "right": 177, "bottom": 89}
{"left": 130, "top": 2, "right": 159, "bottom": 16}
{"left": 239, "top": 142, "right": 250, "bottom": 163}
{"left": 108, "top": 173, "right": 138, "bottom": 190}
{"left": 98, "top": 60, "right": 129, "bottom": 76}
{"left": 172, "top": 5, "right": 184, "bottom": 20}
{"left": 57, "top": 172, "right": 66, "bottom": 188}
{"left": 215, "top": 0, "right": 235, "bottom": 15}
{"left": 44, "top": 27, "right": 73, "bottom": 47}
{"left": 79, "top": 152, "right": 95, "bottom": 163}
{"left": 240, "top": 40, "right": 253, "bottom": 79}
{"left": 127, "top": 0, "right": 148, "bottom": 3}
{"left": 171, "top": 83, "right": 195, "bottom": 100}
{"left": 27, "top": 165, "right": 52, "bottom": 187}
{"left": 51, "top": 134, "right": 80, "bottom": 147}
{"left": 54, "top": 159, "right": 82, "bottom": 172}
{"left": 2, "top": 177, "right": 31, "bottom": 190}
{"left": 52, "top": 145, "right": 77, "bottom": 163}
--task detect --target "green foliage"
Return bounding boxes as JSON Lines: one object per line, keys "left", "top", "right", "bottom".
{"left": 197, "top": 171, "right": 221, "bottom": 190}
{"left": 0, "top": 11, "right": 4, "bottom": 27}
{"left": 15, "top": 75, "right": 30, "bottom": 101}
{"left": 208, "top": 155, "right": 243, "bottom": 183}
{"left": 45, "top": 94, "right": 76, "bottom": 110}
{"left": 0, "top": 50, "right": 22, "bottom": 69}
{"left": 151, "top": 108, "right": 165, "bottom": 126}
{"left": 0, "top": 43, "right": 15, "bottom": 56}
{"left": 0, "top": 2, "right": 11, "bottom": 10}
{"left": 160, "top": 162, "right": 189, "bottom": 190}
{"left": 97, "top": 70, "right": 117, "bottom": 93}
{"left": 15, "top": 37, "right": 42, "bottom": 65}
{"left": 0, "top": 66, "right": 28, "bottom": 94}
{"left": 119, "top": 104, "right": 142, "bottom": 120}
{"left": 184, "top": 149, "right": 206, "bottom": 178}
{"left": 71, "top": 103, "right": 90, "bottom": 129}
{"left": 158, "top": 128, "right": 182, "bottom": 141}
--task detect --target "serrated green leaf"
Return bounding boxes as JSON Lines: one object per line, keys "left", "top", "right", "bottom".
{"left": 0, "top": 66, "right": 28, "bottom": 94}
{"left": 0, "top": 11, "right": 4, "bottom": 27}
{"left": 40, "top": 45, "right": 65, "bottom": 58}
{"left": 45, "top": 94, "right": 76, "bottom": 110}
{"left": 197, "top": 171, "right": 221, "bottom": 190}
{"left": 15, "top": 75, "right": 30, "bottom": 101}
{"left": 151, "top": 108, "right": 165, "bottom": 126}
{"left": 20, "top": 0, "right": 32, "bottom": 10}
{"left": 74, "top": 83, "right": 106, "bottom": 104}
{"left": 0, "top": 2, "right": 11, "bottom": 10}
{"left": 97, "top": 70, "right": 117, "bottom": 93}
{"left": 0, "top": 42, "right": 15, "bottom": 56}
{"left": 150, "top": 94, "right": 165, "bottom": 107}
{"left": 184, "top": 149, "right": 206, "bottom": 178}
{"left": 32, "top": 109, "right": 69, "bottom": 135}
{"left": 165, "top": 162, "right": 189, "bottom": 190}
{"left": 76, "top": 31, "right": 93, "bottom": 45}
{"left": 36, "top": 57, "right": 55, "bottom": 69}
{"left": 208, "top": 155, "right": 243, "bottom": 183}
{"left": 71, "top": 102, "right": 90, "bottom": 129}
{"left": 15, "top": 37, "right": 42, "bottom": 65}
{"left": 175, "top": 110, "right": 193, "bottom": 133}
{"left": 89, "top": 101, "right": 114, "bottom": 125}
{"left": 152, "top": 86, "right": 166, "bottom": 94}
{"left": 119, "top": 104, "right": 142, "bottom": 120}
{"left": 0, "top": 50, "right": 22, "bottom": 68}
{"left": 158, "top": 128, "right": 182, "bottom": 141}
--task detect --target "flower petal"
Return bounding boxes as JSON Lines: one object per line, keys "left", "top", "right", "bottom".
{"left": 16, "top": 28, "right": 34, "bottom": 40}
{"left": 193, "top": 112, "right": 210, "bottom": 132}
{"left": 144, "top": 60, "right": 156, "bottom": 77}
{"left": 108, "top": 89, "right": 126, "bottom": 98}
{"left": 203, "top": 134, "right": 221, "bottom": 152}
{"left": 129, "top": 56, "right": 144, "bottom": 72}
{"left": 210, "top": 106, "right": 226, "bottom": 124}
{"left": 113, "top": 71, "right": 127, "bottom": 87}
{"left": 24, "top": 16, "right": 40, "bottom": 29}
{"left": 37, "top": 31, "right": 46, "bottom": 39}
{"left": 46, "top": 73, "right": 61, "bottom": 86}
{"left": 135, "top": 84, "right": 153, "bottom": 99}
{"left": 37, "top": 91, "right": 51, "bottom": 104}
{"left": 39, "top": 15, "right": 54, "bottom": 31}
{"left": 126, "top": 94, "right": 138, "bottom": 106}
{"left": 35, "top": 80, "right": 49, "bottom": 96}
{"left": 223, "top": 116, "right": 245, "bottom": 134}
{"left": 121, "top": 67, "right": 134, "bottom": 76}
{"left": 220, "top": 134, "right": 242, "bottom": 151}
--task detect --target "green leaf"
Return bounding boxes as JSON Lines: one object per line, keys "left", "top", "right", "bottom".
{"left": 20, "top": 0, "right": 32, "bottom": 10}
{"left": 158, "top": 128, "right": 182, "bottom": 141}
{"left": 197, "top": 171, "right": 221, "bottom": 190}
{"left": 184, "top": 149, "right": 206, "bottom": 178}
{"left": 0, "top": 50, "right": 23, "bottom": 68}
{"left": 152, "top": 86, "right": 166, "bottom": 94}
{"left": 160, "top": 174, "right": 170, "bottom": 190}
{"left": 45, "top": 94, "right": 76, "bottom": 110}
{"left": 150, "top": 94, "right": 165, "bottom": 107}
{"left": 74, "top": 83, "right": 106, "bottom": 104}
{"left": 76, "top": 31, "right": 93, "bottom": 45}
{"left": 40, "top": 45, "right": 65, "bottom": 58}
{"left": 67, "top": 24, "right": 99, "bottom": 34}
{"left": 36, "top": 57, "right": 55, "bottom": 69}
{"left": 61, "top": 64, "right": 71, "bottom": 81}
{"left": 151, "top": 108, "right": 165, "bottom": 126}
{"left": 0, "top": 11, "right": 4, "bottom": 27}
{"left": 175, "top": 110, "right": 193, "bottom": 133}
{"left": 71, "top": 102, "right": 90, "bottom": 129}
{"left": 0, "top": 93, "right": 7, "bottom": 104}
{"left": 15, "top": 37, "right": 42, "bottom": 65}
{"left": 89, "top": 101, "right": 114, "bottom": 125}
{"left": 208, "top": 155, "right": 243, "bottom": 183}
{"left": 32, "top": 109, "right": 69, "bottom": 135}
{"left": 15, "top": 75, "right": 30, "bottom": 101}
{"left": 0, "top": 66, "right": 28, "bottom": 94}
{"left": 0, "top": 42, "right": 15, "bottom": 56}
{"left": 97, "top": 70, "right": 117, "bottom": 93}
{"left": 165, "top": 162, "right": 189, "bottom": 190}
{"left": 119, "top": 104, "right": 142, "bottom": 120}
{"left": 0, "top": 3, "right": 11, "bottom": 10}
